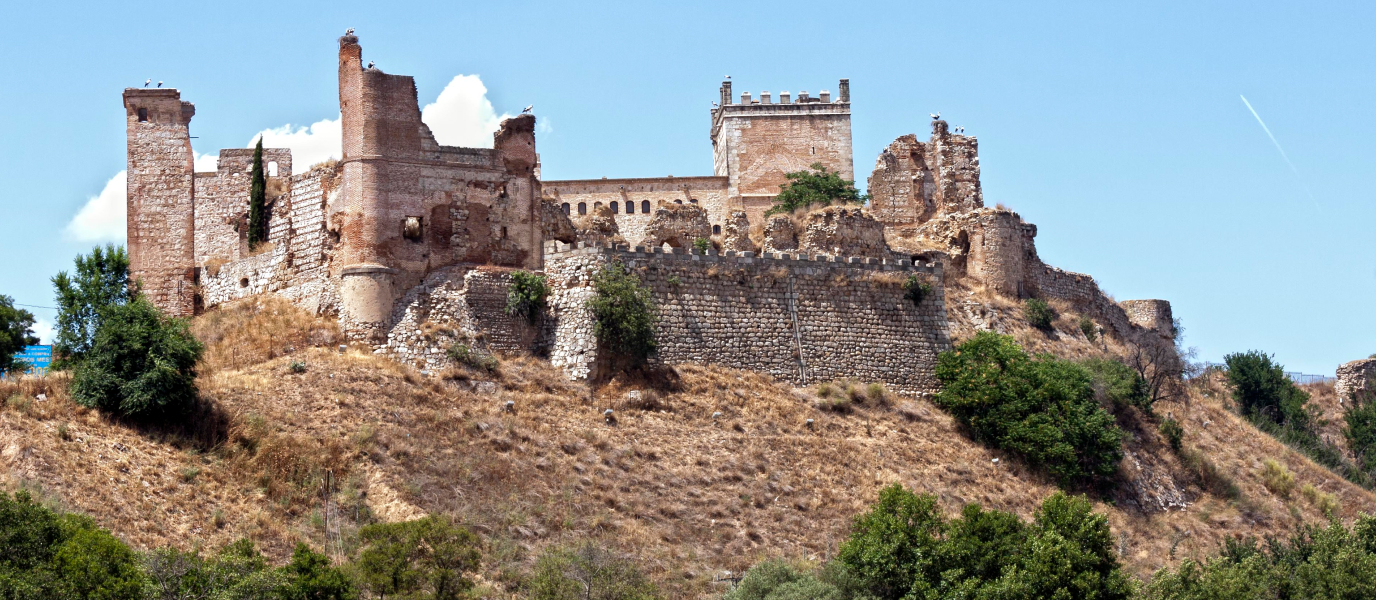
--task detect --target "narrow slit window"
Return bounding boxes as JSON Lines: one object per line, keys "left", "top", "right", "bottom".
{"left": 137, "top": 108, "right": 148, "bottom": 122}
{"left": 641, "top": 200, "right": 650, "bottom": 213}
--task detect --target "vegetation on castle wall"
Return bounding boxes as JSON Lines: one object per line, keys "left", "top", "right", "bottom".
{"left": 248, "top": 138, "right": 268, "bottom": 249}
{"left": 71, "top": 297, "right": 203, "bottom": 419}
{"left": 587, "top": 261, "right": 657, "bottom": 366}
{"left": 51, "top": 244, "right": 134, "bottom": 368}
{"left": 933, "top": 331, "right": 1124, "bottom": 487}
{"left": 505, "top": 270, "right": 549, "bottom": 324}
{"left": 901, "top": 275, "right": 932, "bottom": 307}
{"left": 765, "top": 163, "right": 869, "bottom": 216}
{"left": 0, "top": 294, "right": 37, "bottom": 375}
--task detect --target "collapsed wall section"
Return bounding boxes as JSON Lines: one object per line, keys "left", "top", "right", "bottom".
{"left": 545, "top": 242, "right": 951, "bottom": 395}
{"left": 868, "top": 121, "right": 983, "bottom": 229}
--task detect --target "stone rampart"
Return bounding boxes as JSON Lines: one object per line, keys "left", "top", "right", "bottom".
{"left": 1337, "top": 358, "right": 1376, "bottom": 402}
{"left": 544, "top": 242, "right": 951, "bottom": 395}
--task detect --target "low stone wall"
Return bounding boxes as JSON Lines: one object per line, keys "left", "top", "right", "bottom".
{"left": 1337, "top": 358, "right": 1376, "bottom": 402}
{"left": 544, "top": 242, "right": 952, "bottom": 395}
{"left": 381, "top": 266, "right": 547, "bottom": 372}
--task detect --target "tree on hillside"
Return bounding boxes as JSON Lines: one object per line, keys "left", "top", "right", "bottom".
{"left": 51, "top": 244, "right": 134, "bottom": 367}
{"left": 70, "top": 297, "right": 203, "bottom": 419}
{"left": 0, "top": 295, "right": 38, "bottom": 375}
{"left": 355, "top": 515, "right": 481, "bottom": 600}
{"left": 248, "top": 137, "right": 268, "bottom": 249}
{"left": 765, "top": 162, "right": 868, "bottom": 216}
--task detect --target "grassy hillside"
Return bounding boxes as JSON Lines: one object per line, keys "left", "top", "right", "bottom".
{"left": 1, "top": 295, "right": 1373, "bottom": 598}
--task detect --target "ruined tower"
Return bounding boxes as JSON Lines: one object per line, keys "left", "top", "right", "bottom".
{"left": 335, "top": 33, "right": 544, "bottom": 339}
{"left": 710, "top": 79, "right": 854, "bottom": 222}
{"left": 867, "top": 120, "right": 983, "bottom": 227}
{"left": 123, "top": 88, "right": 197, "bottom": 316}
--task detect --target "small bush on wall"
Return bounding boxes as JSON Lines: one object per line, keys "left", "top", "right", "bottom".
{"left": 902, "top": 275, "right": 933, "bottom": 307}
{"left": 587, "top": 261, "right": 658, "bottom": 366}
{"left": 506, "top": 271, "right": 549, "bottom": 324}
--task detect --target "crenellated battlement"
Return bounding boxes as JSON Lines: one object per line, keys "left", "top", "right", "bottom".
{"left": 541, "top": 240, "right": 943, "bottom": 276}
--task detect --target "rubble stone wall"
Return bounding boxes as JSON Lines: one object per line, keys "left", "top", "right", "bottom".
{"left": 192, "top": 147, "right": 293, "bottom": 264}
{"left": 123, "top": 88, "right": 198, "bottom": 316}
{"left": 544, "top": 242, "right": 951, "bottom": 395}
{"left": 1337, "top": 358, "right": 1376, "bottom": 402}
{"left": 868, "top": 122, "right": 983, "bottom": 228}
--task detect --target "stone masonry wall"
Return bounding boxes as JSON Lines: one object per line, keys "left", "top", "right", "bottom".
{"left": 381, "top": 266, "right": 545, "bottom": 372}
{"left": 868, "top": 121, "right": 983, "bottom": 229}
{"left": 1337, "top": 358, "right": 1376, "bottom": 402}
{"left": 193, "top": 147, "right": 293, "bottom": 264}
{"left": 123, "top": 89, "right": 198, "bottom": 317}
{"left": 544, "top": 242, "right": 951, "bottom": 395}
{"left": 542, "top": 177, "right": 729, "bottom": 246}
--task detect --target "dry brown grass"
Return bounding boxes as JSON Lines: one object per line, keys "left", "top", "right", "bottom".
{"left": 4, "top": 302, "right": 1376, "bottom": 598}
{"left": 191, "top": 295, "right": 341, "bottom": 373}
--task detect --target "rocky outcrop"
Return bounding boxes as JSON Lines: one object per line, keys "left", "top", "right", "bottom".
{"left": 720, "top": 211, "right": 755, "bottom": 253}
{"left": 575, "top": 204, "right": 623, "bottom": 245}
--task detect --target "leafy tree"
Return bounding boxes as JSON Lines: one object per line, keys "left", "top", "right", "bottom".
{"left": 764, "top": 163, "right": 868, "bottom": 216}
{"left": 529, "top": 543, "right": 659, "bottom": 600}
{"left": 0, "top": 492, "right": 145, "bottom": 600}
{"left": 51, "top": 244, "right": 134, "bottom": 367}
{"left": 1001, "top": 492, "right": 1134, "bottom": 600}
{"left": 355, "top": 515, "right": 481, "bottom": 600}
{"left": 248, "top": 137, "right": 268, "bottom": 249}
{"left": 1224, "top": 350, "right": 1310, "bottom": 427}
{"left": 725, "top": 560, "right": 855, "bottom": 600}
{"left": 587, "top": 262, "right": 657, "bottom": 366}
{"left": 0, "top": 295, "right": 38, "bottom": 375}
{"left": 71, "top": 298, "right": 203, "bottom": 419}
{"left": 836, "top": 484, "right": 944, "bottom": 600}
{"left": 281, "top": 543, "right": 355, "bottom": 600}
{"left": 506, "top": 270, "right": 550, "bottom": 324}
{"left": 1081, "top": 356, "right": 1151, "bottom": 412}
{"left": 1345, "top": 390, "right": 1376, "bottom": 470}
{"left": 934, "top": 332, "right": 1124, "bottom": 486}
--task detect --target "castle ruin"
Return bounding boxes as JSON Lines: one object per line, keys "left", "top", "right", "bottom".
{"left": 122, "top": 33, "right": 1175, "bottom": 393}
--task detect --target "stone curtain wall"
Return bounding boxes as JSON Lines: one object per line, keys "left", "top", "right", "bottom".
{"left": 541, "top": 177, "right": 729, "bottom": 246}
{"left": 1120, "top": 299, "right": 1175, "bottom": 340}
{"left": 544, "top": 242, "right": 952, "bottom": 395}
{"left": 381, "top": 267, "right": 546, "bottom": 372}
{"left": 1337, "top": 358, "right": 1376, "bottom": 402}
{"left": 193, "top": 148, "right": 293, "bottom": 264}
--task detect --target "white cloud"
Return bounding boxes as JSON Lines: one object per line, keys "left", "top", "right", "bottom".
{"left": 251, "top": 117, "right": 343, "bottom": 174}
{"left": 537, "top": 117, "right": 553, "bottom": 136}
{"left": 31, "top": 319, "right": 54, "bottom": 345}
{"left": 64, "top": 170, "right": 126, "bottom": 243}
{"left": 422, "top": 75, "right": 512, "bottom": 148}
{"left": 194, "top": 152, "right": 220, "bottom": 172}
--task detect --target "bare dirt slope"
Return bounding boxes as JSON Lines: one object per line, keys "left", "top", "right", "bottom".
{"left": 2, "top": 296, "right": 1374, "bottom": 598}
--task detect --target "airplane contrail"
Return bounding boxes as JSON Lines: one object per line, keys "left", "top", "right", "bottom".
{"left": 1240, "top": 94, "right": 1318, "bottom": 209}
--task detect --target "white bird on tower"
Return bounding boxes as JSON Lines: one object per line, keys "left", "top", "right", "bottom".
{"left": 930, "top": 112, "right": 941, "bottom": 120}
{"left": 144, "top": 79, "right": 151, "bottom": 87}
{"left": 367, "top": 61, "right": 375, "bottom": 69}
{"left": 522, "top": 105, "right": 533, "bottom": 114}
{"left": 157, "top": 81, "right": 163, "bottom": 88}
{"left": 345, "top": 27, "right": 354, "bottom": 35}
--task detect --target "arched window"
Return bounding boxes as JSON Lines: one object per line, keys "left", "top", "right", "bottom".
{"left": 713, "top": 224, "right": 721, "bottom": 235}
{"left": 689, "top": 198, "right": 698, "bottom": 204}
{"left": 640, "top": 200, "right": 650, "bottom": 213}
{"left": 562, "top": 202, "right": 570, "bottom": 215}
{"left": 625, "top": 200, "right": 634, "bottom": 214}
{"left": 594, "top": 201, "right": 603, "bottom": 209}
{"left": 578, "top": 202, "right": 587, "bottom": 215}
{"left": 610, "top": 201, "right": 619, "bottom": 214}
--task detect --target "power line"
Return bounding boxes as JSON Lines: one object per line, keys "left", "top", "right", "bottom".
{"left": 13, "top": 304, "right": 57, "bottom": 310}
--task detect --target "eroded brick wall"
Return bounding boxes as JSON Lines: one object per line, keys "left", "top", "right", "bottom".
{"left": 541, "top": 177, "right": 729, "bottom": 246}
{"left": 545, "top": 242, "right": 951, "bottom": 395}
{"left": 193, "top": 148, "right": 293, "bottom": 264}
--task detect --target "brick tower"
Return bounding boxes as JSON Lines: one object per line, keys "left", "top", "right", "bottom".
{"left": 123, "top": 88, "right": 197, "bottom": 316}
{"left": 710, "top": 79, "right": 853, "bottom": 222}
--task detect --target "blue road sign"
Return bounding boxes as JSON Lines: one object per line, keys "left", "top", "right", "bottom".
{"left": 10, "top": 345, "right": 52, "bottom": 376}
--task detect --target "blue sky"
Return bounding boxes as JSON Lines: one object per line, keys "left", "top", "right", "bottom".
{"left": 1, "top": 0, "right": 1371, "bottom": 374}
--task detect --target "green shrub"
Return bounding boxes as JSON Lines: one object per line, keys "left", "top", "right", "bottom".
{"left": 726, "top": 560, "right": 851, "bottom": 600}
{"left": 1081, "top": 356, "right": 1152, "bottom": 412}
{"left": 51, "top": 244, "right": 135, "bottom": 367}
{"left": 1023, "top": 298, "right": 1055, "bottom": 331}
{"left": 506, "top": 270, "right": 549, "bottom": 324}
{"left": 355, "top": 515, "right": 480, "bottom": 600}
{"left": 765, "top": 163, "right": 869, "bottom": 216}
{"left": 1344, "top": 391, "right": 1376, "bottom": 468}
{"left": 0, "top": 295, "right": 38, "bottom": 375}
{"left": 1261, "top": 459, "right": 1295, "bottom": 498}
{"left": 0, "top": 490, "right": 145, "bottom": 599}
{"left": 248, "top": 138, "right": 268, "bottom": 249}
{"left": 1224, "top": 350, "right": 1310, "bottom": 427}
{"left": 901, "top": 275, "right": 933, "bottom": 307}
{"left": 693, "top": 237, "right": 711, "bottom": 253}
{"left": 933, "top": 332, "right": 1124, "bottom": 486}
{"left": 447, "top": 343, "right": 497, "bottom": 372}
{"left": 1159, "top": 417, "right": 1184, "bottom": 452}
{"left": 281, "top": 543, "right": 355, "bottom": 600}
{"left": 835, "top": 484, "right": 1131, "bottom": 600}
{"left": 1080, "top": 315, "right": 1097, "bottom": 340}
{"left": 587, "top": 262, "right": 657, "bottom": 366}
{"left": 289, "top": 360, "right": 307, "bottom": 374}
{"left": 71, "top": 297, "right": 203, "bottom": 419}
{"left": 528, "top": 543, "right": 659, "bottom": 600}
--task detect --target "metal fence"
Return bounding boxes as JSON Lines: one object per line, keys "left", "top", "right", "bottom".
{"left": 1199, "top": 361, "right": 1334, "bottom": 386}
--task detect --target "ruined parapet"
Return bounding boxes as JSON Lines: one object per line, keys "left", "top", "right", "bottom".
{"left": 720, "top": 211, "right": 755, "bottom": 253}
{"left": 124, "top": 88, "right": 197, "bottom": 316}
{"left": 543, "top": 241, "right": 951, "bottom": 394}
{"left": 1120, "top": 300, "right": 1175, "bottom": 340}
{"left": 798, "top": 206, "right": 890, "bottom": 259}
{"left": 1337, "top": 358, "right": 1376, "bottom": 402}
{"left": 639, "top": 202, "right": 712, "bottom": 249}
{"left": 576, "top": 204, "right": 623, "bottom": 245}
{"left": 761, "top": 215, "right": 797, "bottom": 253}
{"left": 541, "top": 198, "right": 577, "bottom": 244}
{"left": 193, "top": 147, "right": 295, "bottom": 265}
{"left": 867, "top": 121, "right": 982, "bottom": 229}
{"left": 907, "top": 208, "right": 1030, "bottom": 296}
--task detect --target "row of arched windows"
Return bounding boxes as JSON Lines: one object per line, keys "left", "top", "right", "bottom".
{"left": 561, "top": 200, "right": 659, "bottom": 216}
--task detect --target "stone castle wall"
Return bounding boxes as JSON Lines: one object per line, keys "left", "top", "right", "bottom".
{"left": 123, "top": 89, "right": 198, "bottom": 316}
{"left": 380, "top": 267, "right": 546, "bottom": 372}
{"left": 541, "top": 177, "right": 730, "bottom": 246}
{"left": 1337, "top": 358, "right": 1376, "bottom": 402}
{"left": 545, "top": 242, "right": 951, "bottom": 394}
{"left": 192, "top": 147, "right": 293, "bottom": 264}
{"left": 868, "top": 121, "right": 983, "bottom": 229}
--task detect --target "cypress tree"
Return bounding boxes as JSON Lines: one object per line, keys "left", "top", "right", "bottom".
{"left": 248, "top": 138, "right": 267, "bottom": 249}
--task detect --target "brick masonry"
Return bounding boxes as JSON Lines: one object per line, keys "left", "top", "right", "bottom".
{"left": 544, "top": 242, "right": 951, "bottom": 395}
